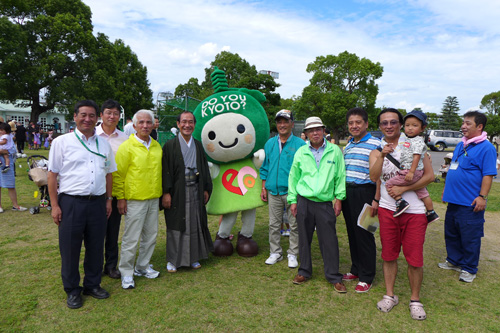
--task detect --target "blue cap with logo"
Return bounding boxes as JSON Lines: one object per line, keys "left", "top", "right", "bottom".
{"left": 275, "top": 109, "right": 294, "bottom": 121}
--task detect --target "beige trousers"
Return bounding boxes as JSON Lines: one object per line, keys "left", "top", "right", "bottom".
{"left": 118, "top": 199, "right": 159, "bottom": 277}
{"left": 268, "top": 193, "right": 298, "bottom": 256}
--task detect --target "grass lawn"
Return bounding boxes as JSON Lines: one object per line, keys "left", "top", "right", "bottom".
{"left": 1, "top": 150, "right": 500, "bottom": 331}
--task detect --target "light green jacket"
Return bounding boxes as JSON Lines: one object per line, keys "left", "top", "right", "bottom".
{"left": 287, "top": 142, "right": 346, "bottom": 204}
{"left": 113, "top": 135, "right": 162, "bottom": 200}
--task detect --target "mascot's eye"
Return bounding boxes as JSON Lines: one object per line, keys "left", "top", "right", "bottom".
{"left": 208, "top": 131, "right": 216, "bottom": 140}
{"left": 237, "top": 124, "right": 245, "bottom": 134}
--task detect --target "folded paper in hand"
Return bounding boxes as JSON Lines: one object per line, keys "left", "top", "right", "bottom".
{"left": 357, "top": 203, "right": 379, "bottom": 234}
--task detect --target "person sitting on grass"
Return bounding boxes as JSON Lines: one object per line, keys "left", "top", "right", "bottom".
{"left": 0, "top": 122, "right": 14, "bottom": 173}
{"left": 385, "top": 109, "right": 439, "bottom": 223}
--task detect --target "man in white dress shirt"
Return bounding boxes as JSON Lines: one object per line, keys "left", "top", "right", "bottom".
{"left": 48, "top": 100, "right": 116, "bottom": 309}
{"left": 96, "top": 99, "right": 128, "bottom": 279}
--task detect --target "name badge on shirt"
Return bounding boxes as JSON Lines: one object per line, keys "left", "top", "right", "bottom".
{"left": 104, "top": 158, "right": 111, "bottom": 168}
{"left": 450, "top": 162, "right": 459, "bottom": 170}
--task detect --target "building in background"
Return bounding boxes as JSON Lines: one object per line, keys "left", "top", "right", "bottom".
{"left": 0, "top": 101, "right": 68, "bottom": 131}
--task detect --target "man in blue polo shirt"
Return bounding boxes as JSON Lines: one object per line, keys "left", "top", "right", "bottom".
{"left": 260, "top": 110, "right": 305, "bottom": 268}
{"left": 440, "top": 111, "right": 497, "bottom": 283}
{"left": 342, "top": 107, "right": 381, "bottom": 293}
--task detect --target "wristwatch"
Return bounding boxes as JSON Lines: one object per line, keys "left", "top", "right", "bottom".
{"left": 107, "top": 197, "right": 113, "bottom": 200}
{"left": 478, "top": 194, "right": 488, "bottom": 200}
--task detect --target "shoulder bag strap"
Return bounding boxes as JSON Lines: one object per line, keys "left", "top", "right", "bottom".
{"left": 376, "top": 147, "right": 401, "bottom": 169}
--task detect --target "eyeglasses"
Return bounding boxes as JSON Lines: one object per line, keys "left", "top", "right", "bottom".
{"left": 380, "top": 120, "right": 399, "bottom": 127}
{"left": 103, "top": 111, "right": 120, "bottom": 117}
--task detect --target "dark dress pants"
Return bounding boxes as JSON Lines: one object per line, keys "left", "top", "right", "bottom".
{"left": 104, "top": 198, "right": 121, "bottom": 271}
{"left": 17, "top": 140, "right": 25, "bottom": 153}
{"left": 342, "top": 184, "right": 377, "bottom": 284}
{"left": 296, "top": 195, "right": 342, "bottom": 284}
{"left": 58, "top": 194, "right": 107, "bottom": 295}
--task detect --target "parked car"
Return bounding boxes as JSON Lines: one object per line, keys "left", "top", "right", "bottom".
{"left": 425, "top": 129, "right": 463, "bottom": 151}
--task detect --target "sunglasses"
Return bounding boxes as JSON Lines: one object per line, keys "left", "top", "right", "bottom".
{"left": 380, "top": 120, "right": 399, "bottom": 127}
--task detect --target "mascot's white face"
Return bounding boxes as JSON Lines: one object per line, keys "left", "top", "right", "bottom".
{"left": 201, "top": 113, "right": 256, "bottom": 163}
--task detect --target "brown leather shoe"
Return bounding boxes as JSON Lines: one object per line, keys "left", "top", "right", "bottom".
{"left": 104, "top": 268, "right": 121, "bottom": 279}
{"left": 334, "top": 282, "right": 347, "bottom": 293}
{"left": 293, "top": 274, "right": 309, "bottom": 285}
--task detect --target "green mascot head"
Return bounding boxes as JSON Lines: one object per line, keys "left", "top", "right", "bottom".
{"left": 193, "top": 67, "right": 270, "bottom": 164}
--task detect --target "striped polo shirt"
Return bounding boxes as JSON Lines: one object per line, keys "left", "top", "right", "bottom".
{"left": 343, "top": 133, "right": 381, "bottom": 185}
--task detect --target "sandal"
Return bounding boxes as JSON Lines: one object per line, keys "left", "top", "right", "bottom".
{"left": 409, "top": 301, "right": 426, "bottom": 320}
{"left": 377, "top": 295, "right": 399, "bottom": 313}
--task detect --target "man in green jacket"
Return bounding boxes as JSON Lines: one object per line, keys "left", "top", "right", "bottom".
{"left": 114, "top": 109, "right": 163, "bottom": 290}
{"left": 288, "top": 116, "right": 347, "bottom": 293}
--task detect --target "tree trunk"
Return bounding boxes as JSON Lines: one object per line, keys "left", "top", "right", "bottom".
{"left": 30, "top": 93, "right": 53, "bottom": 122}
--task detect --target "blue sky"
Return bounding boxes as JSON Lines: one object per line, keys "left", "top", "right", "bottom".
{"left": 82, "top": 0, "right": 500, "bottom": 114}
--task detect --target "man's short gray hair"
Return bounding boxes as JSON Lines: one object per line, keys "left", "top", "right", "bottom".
{"left": 132, "top": 109, "right": 154, "bottom": 126}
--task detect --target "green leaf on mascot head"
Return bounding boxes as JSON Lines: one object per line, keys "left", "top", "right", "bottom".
{"left": 193, "top": 69, "right": 270, "bottom": 164}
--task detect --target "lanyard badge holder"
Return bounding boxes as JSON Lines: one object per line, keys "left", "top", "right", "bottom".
{"left": 74, "top": 131, "right": 109, "bottom": 166}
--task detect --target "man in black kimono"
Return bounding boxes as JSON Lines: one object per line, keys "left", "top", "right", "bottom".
{"left": 162, "top": 111, "right": 213, "bottom": 272}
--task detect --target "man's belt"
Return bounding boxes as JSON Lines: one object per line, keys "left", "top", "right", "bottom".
{"left": 346, "top": 183, "right": 376, "bottom": 188}
{"left": 185, "top": 168, "right": 199, "bottom": 186}
{"left": 63, "top": 193, "right": 106, "bottom": 200}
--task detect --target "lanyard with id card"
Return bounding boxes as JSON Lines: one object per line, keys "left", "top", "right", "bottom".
{"left": 74, "top": 131, "right": 110, "bottom": 168}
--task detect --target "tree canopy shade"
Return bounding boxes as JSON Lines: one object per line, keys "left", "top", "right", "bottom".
{"left": 293, "top": 51, "right": 383, "bottom": 142}
{"left": 82, "top": 34, "right": 153, "bottom": 118}
{"left": 480, "top": 91, "right": 500, "bottom": 143}
{"left": 0, "top": 0, "right": 153, "bottom": 121}
{"left": 440, "top": 96, "right": 461, "bottom": 131}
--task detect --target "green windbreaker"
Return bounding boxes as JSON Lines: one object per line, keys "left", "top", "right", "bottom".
{"left": 287, "top": 142, "right": 346, "bottom": 204}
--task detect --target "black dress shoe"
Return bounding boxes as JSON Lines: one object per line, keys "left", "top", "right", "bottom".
{"left": 83, "top": 286, "right": 110, "bottom": 299}
{"left": 104, "top": 268, "right": 121, "bottom": 279}
{"left": 67, "top": 294, "right": 83, "bottom": 309}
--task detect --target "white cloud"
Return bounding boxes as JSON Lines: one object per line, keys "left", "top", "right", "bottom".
{"left": 82, "top": 0, "right": 500, "bottom": 115}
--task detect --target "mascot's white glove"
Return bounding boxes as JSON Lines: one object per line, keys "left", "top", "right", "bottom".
{"left": 252, "top": 149, "right": 265, "bottom": 169}
{"left": 208, "top": 162, "right": 220, "bottom": 179}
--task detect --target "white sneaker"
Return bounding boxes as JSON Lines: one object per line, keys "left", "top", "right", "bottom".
{"left": 287, "top": 254, "right": 298, "bottom": 268}
{"left": 122, "top": 276, "right": 135, "bottom": 289}
{"left": 438, "top": 260, "right": 461, "bottom": 272}
{"left": 167, "top": 262, "right": 177, "bottom": 273}
{"left": 265, "top": 253, "right": 283, "bottom": 265}
{"left": 0, "top": 207, "right": 4, "bottom": 213}
{"left": 459, "top": 270, "right": 476, "bottom": 283}
{"left": 134, "top": 264, "right": 160, "bottom": 279}
{"left": 12, "top": 206, "right": 27, "bottom": 212}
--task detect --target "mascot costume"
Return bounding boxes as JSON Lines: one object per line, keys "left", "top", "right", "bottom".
{"left": 193, "top": 67, "right": 269, "bottom": 257}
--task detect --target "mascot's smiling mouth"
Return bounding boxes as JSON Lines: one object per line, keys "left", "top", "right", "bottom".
{"left": 219, "top": 138, "right": 238, "bottom": 148}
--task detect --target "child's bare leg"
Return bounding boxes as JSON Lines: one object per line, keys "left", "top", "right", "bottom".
{"left": 1, "top": 153, "right": 9, "bottom": 166}
{"left": 422, "top": 196, "right": 433, "bottom": 211}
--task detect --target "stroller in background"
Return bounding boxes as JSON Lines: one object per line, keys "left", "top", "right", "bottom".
{"left": 27, "top": 155, "right": 51, "bottom": 214}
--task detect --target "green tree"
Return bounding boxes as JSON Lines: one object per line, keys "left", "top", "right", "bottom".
{"left": 293, "top": 51, "right": 383, "bottom": 142}
{"left": 440, "top": 96, "right": 461, "bottom": 130}
{"left": 174, "top": 77, "right": 203, "bottom": 99}
{"left": 0, "top": 0, "right": 153, "bottom": 121}
{"left": 426, "top": 112, "right": 441, "bottom": 130}
{"left": 175, "top": 51, "right": 281, "bottom": 129}
{"left": 480, "top": 91, "right": 500, "bottom": 115}
{"left": 480, "top": 91, "right": 500, "bottom": 145}
{"left": 83, "top": 34, "right": 153, "bottom": 118}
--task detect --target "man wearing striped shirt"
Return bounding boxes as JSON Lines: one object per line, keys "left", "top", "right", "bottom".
{"left": 341, "top": 107, "right": 381, "bottom": 293}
